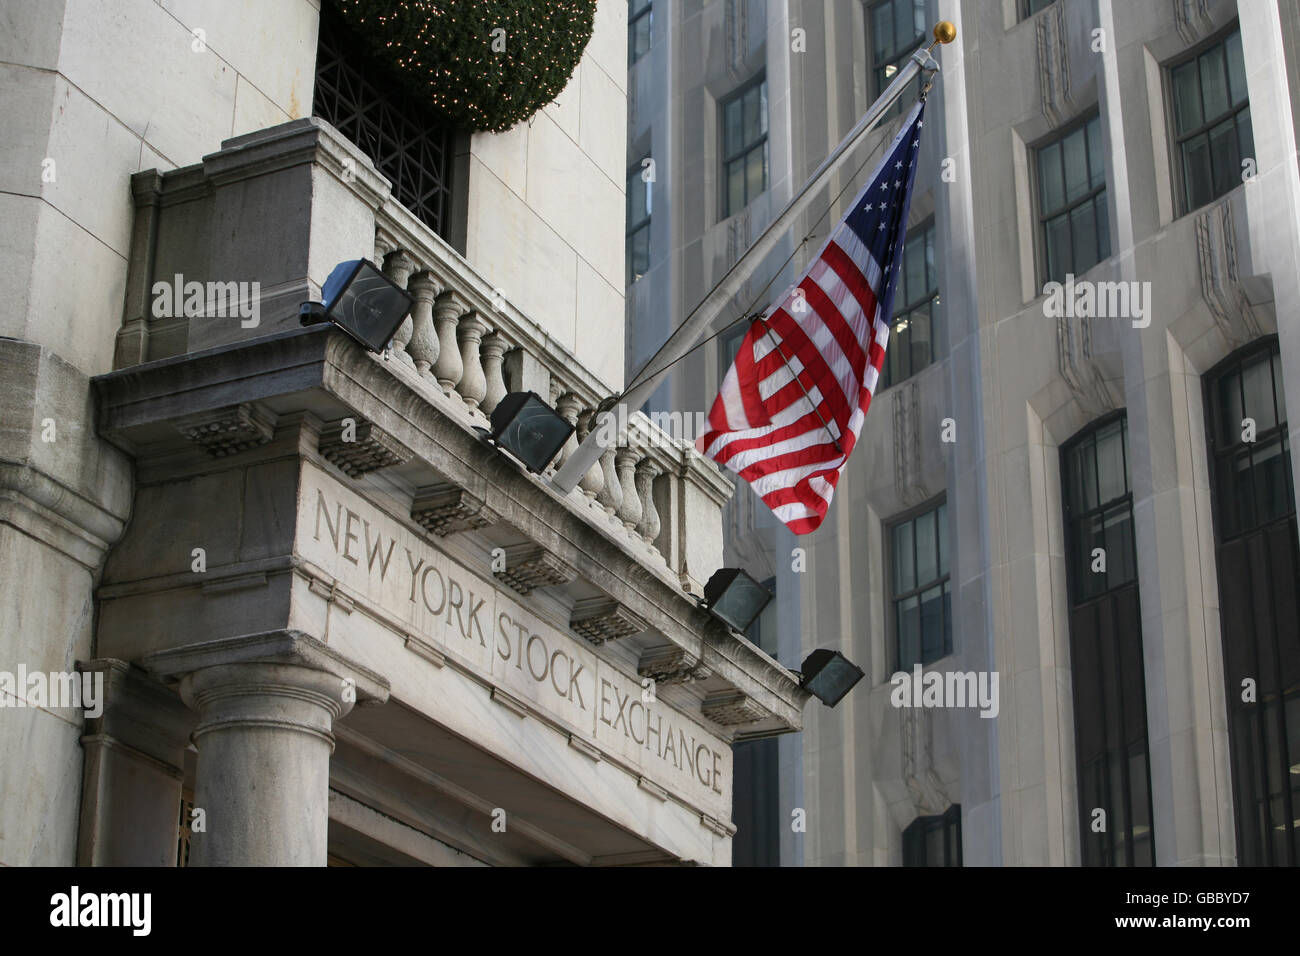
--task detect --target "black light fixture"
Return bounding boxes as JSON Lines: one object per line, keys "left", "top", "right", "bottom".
{"left": 300, "top": 259, "right": 412, "bottom": 353}
{"left": 800, "top": 649, "right": 864, "bottom": 707}
{"left": 487, "top": 391, "right": 575, "bottom": 473}
{"left": 701, "top": 568, "right": 773, "bottom": 634}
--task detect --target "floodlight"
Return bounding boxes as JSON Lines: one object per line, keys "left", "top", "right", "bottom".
{"left": 702, "top": 568, "right": 773, "bottom": 634}
{"left": 488, "top": 391, "right": 574, "bottom": 473}
{"left": 300, "top": 259, "right": 412, "bottom": 353}
{"left": 800, "top": 648, "right": 865, "bottom": 707}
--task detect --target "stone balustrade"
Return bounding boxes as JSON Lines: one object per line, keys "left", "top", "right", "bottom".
{"left": 113, "top": 116, "right": 733, "bottom": 598}
{"left": 369, "top": 200, "right": 733, "bottom": 591}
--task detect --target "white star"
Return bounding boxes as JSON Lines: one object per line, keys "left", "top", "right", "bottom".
{"left": 895, "top": 160, "right": 903, "bottom": 169}
{"left": 917, "top": 120, "right": 923, "bottom": 127}
{"left": 880, "top": 182, "right": 889, "bottom": 192}
{"left": 912, "top": 139, "right": 920, "bottom": 147}
{"left": 863, "top": 202, "right": 873, "bottom": 211}
{"left": 878, "top": 222, "right": 887, "bottom": 231}
{"left": 894, "top": 180, "right": 901, "bottom": 188}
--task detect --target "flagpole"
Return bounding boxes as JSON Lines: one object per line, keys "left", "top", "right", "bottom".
{"left": 551, "top": 21, "right": 956, "bottom": 495}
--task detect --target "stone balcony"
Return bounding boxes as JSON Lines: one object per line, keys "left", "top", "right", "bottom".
{"left": 91, "top": 118, "right": 804, "bottom": 862}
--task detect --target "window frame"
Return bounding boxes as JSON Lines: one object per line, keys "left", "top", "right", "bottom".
{"left": 866, "top": 0, "right": 926, "bottom": 115}
{"left": 1032, "top": 111, "right": 1111, "bottom": 286}
{"left": 1060, "top": 410, "right": 1137, "bottom": 601}
{"left": 1018, "top": 0, "right": 1056, "bottom": 21}
{"left": 1165, "top": 22, "right": 1253, "bottom": 216}
{"left": 888, "top": 495, "right": 952, "bottom": 673}
{"left": 626, "top": 158, "right": 653, "bottom": 285}
{"left": 1201, "top": 335, "right": 1300, "bottom": 866}
{"left": 879, "top": 217, "right": 938, "bottom": 390}
{"left": 719, "top": 75, "right": 770, "bottom": 219}
{"left": 628, "top": 0, "right": 652, "bottom": 66}
{"left": 902, "top": 804, "right": 962, "bottom": 866}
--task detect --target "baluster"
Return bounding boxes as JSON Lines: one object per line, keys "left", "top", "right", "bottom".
{"left": 407, "top": 272, "right": 442, "bottom": 383}
{"left": 615, "top": 443, "right": 643, "bottom": 531}
{"left": 480, "top": 332, "right": 508, "bottom": 414}
{"left": 597, "top": 444, "right": 621, "bottom": 517}
{"left": 635, "top": 457, "right": 662, "bottom": 544}
{"left": 382, "top": 250, "right": 417, "bottom": 366}
{"left": 576, "top": 409, "right": 605, "bottom": 500}
{"left": 555, "top": 392, "right": 582, "bottom": 488}
{"left": 433, "top": 291, "right": 467, "bottom": 393}
{"left": 456, "top": 313, "right": 488, "bottom": 409}
{"left": 547, "top": 381, "right": 566, "bottom": 470}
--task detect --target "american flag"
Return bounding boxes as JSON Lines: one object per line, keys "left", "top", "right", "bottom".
{"left": 696, "top": 102, "right": 926, "bottom": 534}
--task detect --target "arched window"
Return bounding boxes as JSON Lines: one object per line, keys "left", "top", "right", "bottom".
{"left": 1061, "top": 412, "right": 1155, "bottom": 865}
{"left": 1204, "top": 336, "right": 1299, "bottom": 865}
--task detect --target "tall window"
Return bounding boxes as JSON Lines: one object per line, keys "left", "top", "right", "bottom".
{"left": 628, "top": 0, "right": 652, "bottom": 66}
{"left": 627, "top": 160, "right": 652, "bottom": 285}
{"left": 1037, "top": 114, "right": 1110, "bottom": 284}
{"left": 1204, "top": 337, "right": 1299, "bottom": 866}
{"left": 881, "top": 219, "right": 937, "bottom": 388}
{"left": 1061, "top": 414, "right": 1155, "bottom": 866}
{"left": 721, "top": 77, "right": 769, "bottom": 218}
{"left": 903, "top": 805, "right": 962, "bottom": 866}
{"left": 868, "top": 0, "right": 925, "bottom": 116}
{"left": 1171, "top": 27, "right": 1253, "bottom": 213}
{"left": 1019, "top": 0, "right": 1056, "bottom": 19}
{"left": 313, "top": 2, "right": 453, "bottom": 238}
{"left": 891, "top": 499, "right": 951, "bottom": 671}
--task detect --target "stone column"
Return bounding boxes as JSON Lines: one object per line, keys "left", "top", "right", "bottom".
{"left": 181, "top": 662, "right": 346, "bottom": 866}
{"left": 143, "top": 632, "right": 388, "bottom": 867}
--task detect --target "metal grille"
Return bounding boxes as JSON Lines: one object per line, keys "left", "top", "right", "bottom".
{"left": 313, "top": 3, "right": 454, "bottom": 238}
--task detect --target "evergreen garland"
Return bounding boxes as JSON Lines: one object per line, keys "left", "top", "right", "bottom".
{"left": 330, "top": 0, "right": 597, "bottom": 133}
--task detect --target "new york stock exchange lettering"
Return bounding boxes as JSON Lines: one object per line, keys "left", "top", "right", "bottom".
{"left": 296, "top": 462, "right": 730, "bottom": 810}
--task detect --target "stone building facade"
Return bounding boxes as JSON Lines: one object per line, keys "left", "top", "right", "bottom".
{"left": 627, "top": 0, "right": 1300, "bottom": 865}
{"left": 0, "top": 0, "right": 805, "bottom": 866}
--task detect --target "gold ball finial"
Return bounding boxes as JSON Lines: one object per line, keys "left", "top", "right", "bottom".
{"left": 934, "top": 21, "right": 957, "bottom": 44}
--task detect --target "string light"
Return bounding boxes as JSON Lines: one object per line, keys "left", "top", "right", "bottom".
{"left": 333, "top": 0, "right": 595, "bottom": 132}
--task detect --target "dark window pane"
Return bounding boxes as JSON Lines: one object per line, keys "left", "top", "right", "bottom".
{"left": 1063, "top": 126, "right": 1089, "bottom": 202}
{"left": 1070, "top": 200, "right": 1099, "bottom": 273}
{"left": 727, "top": 160, "right": 744, "bottom": 215}
{"left": 1199, "top": 44, "right": 1229, "bottom": 120}
{"left": 1039, "top": 141, "right": 1064, "bottom": 212}
{"left": 920, "top": 585, "right": 944, "bottom": 662}
{"left": 1172, "top": 61, "right": 1203, "bottom": 134}
{"left": 905, "top": 238, "right": 926, "bottom": 304}
{"left": 872, "top": 2, "right": 893, "bottom": 60}
{"left": 1237, "top": 109, "right": 1254, "bottom": 171}
{"left": 938, "top": 501, "right": 948, "bottom": 575}
{"left": 1045, "top": 213, "right": 1071, "bottom": 283}
{"left": 725, "top": 100, "right": 742, "bottom": 156}
{"left": 915, "top": 508, "right": 937, "bottom": 585}
{"left": 1226, "top": 30, "right": 1247, "bottom": 105}
{"left": 1087, "top": 116, "right": 1106, "bottom": 190}
{"left": 898, "top": 595, "right": 920, "bottom": 669}
{"left": 894, "top": 521, "right": 915, "bottom": 592}
{"left": 1209, "top": 117, "right": 1240, "bottom": 198}
{"left": 1182, "top": 132, "right": 1213, "bottom": 210}
{"left": 746, "top": 146, "right": 764, "bottom": 204}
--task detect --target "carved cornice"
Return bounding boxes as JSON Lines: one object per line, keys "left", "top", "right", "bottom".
{"left": 637, "top": 645, "right": 714, "bottom": 685}
{"left": 410, "top": 484, "right": 498, "bottom": 537}
{"left": 1195, "top": 198, "right": 1262, "bottom": 348}
{"left": 570, "top": 597, "right": 648, "bottom": 646}
{"left": 701, "top": 690, "right": 768, "bottom": 726}
{"left": 318, "top": 419, "right": 408, "bottom": 477}
{"left": 174, "top": 402, "right": 276, "bottom": 457}
{"left": 493, "top": 543, "right": 578, "bottom": 595}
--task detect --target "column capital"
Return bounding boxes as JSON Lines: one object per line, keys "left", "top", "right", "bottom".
{"left": 140, "top": 629, "right": 390, "bottom": 710}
